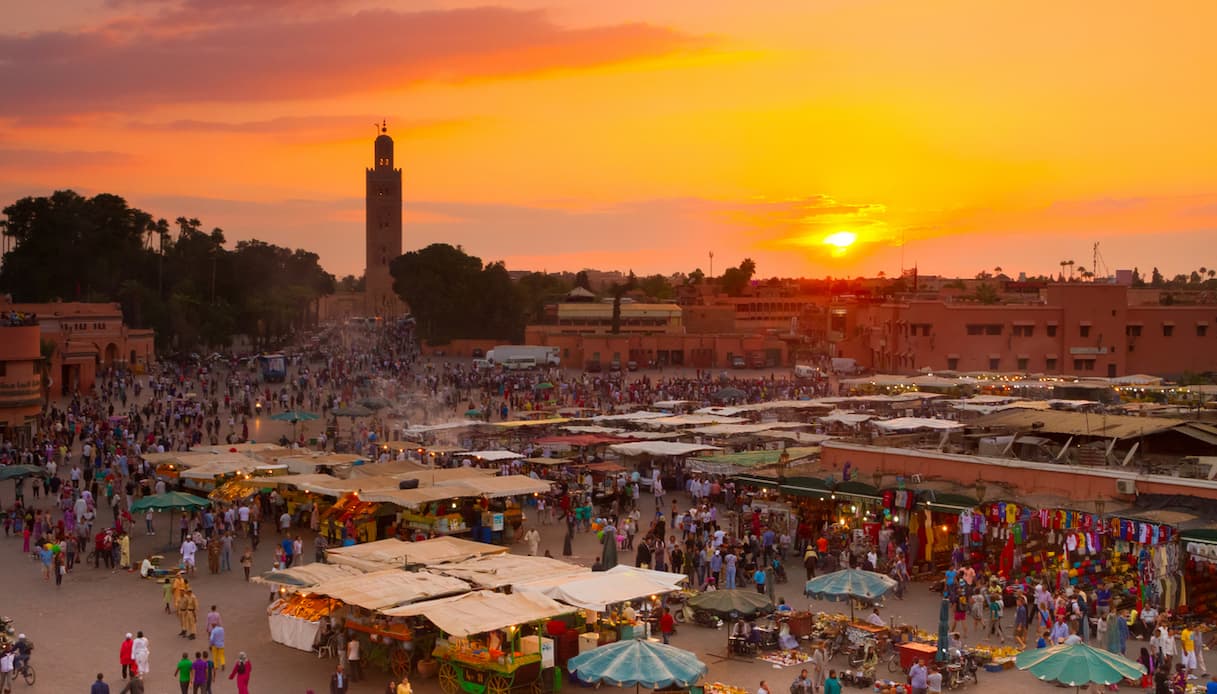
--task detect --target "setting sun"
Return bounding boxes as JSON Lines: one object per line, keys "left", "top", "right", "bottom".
{"left": 824, "top": 231, "right": 857, "bottom": 248}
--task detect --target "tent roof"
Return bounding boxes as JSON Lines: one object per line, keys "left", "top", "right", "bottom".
{"left": 431, "top": 554, "right": 588, "bottom": 589}
{"left": 457, "top": 450, "right": 526, "bottom": 462}
{"left": 492, "top": 418, "right": 571, "bottom": 429}
{"left": 686, "top": 422, "right": 807, "bottom": 436}
{"left": 872, "top": 417, "right": 965, "bottom": 432}
{"left": 325, "top": 537, "right": 508, "bottom": 571}
{"left": 969, "top": 409, "right": 1189, "bottom": 440}
{"left": 608, "top": 442, "right": 722, "bottom": 458}
{"left": 517, "top": 566, "right": 685, "bottom": 611}
{"left": 641, "top": 415, "right": 748, "bottom": 428}
{"left": 435, "top": 474, "right": 553, "bottom": 499}
{"left": 306, "top": 569, "right": 470, "bottom": 611}
{"left": 253, "top": 563, "right": 363, "bottom": 587}
{"left": 382, "top": 590, "right": 574, "bottom": 635}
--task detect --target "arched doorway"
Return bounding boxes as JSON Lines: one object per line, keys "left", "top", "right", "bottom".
{"left": 104, "top": 343, "right": 118, "bottom": 367}
{"left": 130, "top": 349, "right": 137, "bottom": 365}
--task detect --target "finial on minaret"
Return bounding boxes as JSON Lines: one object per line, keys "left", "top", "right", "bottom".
{"left": 381, "top": 119, "right": 387, "bottom": 134}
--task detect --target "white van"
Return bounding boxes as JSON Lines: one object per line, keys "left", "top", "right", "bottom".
{"left": 472, "top": 358, "right": 494, "bottom": 371}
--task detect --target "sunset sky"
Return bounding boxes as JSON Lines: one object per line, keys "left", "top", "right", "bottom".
{"left": 3, "top": 0, "right": 1215, "bottom": 280}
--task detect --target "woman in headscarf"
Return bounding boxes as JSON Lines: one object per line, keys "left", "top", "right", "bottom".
{"left": 228, "top": 652, "right": 252, "bottom": 694}
{"left": 1104, "top": 612, "right": 1122, "bottom": 654}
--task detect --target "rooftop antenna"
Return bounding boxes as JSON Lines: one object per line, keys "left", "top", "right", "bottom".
{"left": 709, "top": 251, "right": 714, "bottom": 278}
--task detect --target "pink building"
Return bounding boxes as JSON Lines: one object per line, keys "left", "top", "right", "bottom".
{"left": 830, "top": 283, "right": 1217, "bottom": 378}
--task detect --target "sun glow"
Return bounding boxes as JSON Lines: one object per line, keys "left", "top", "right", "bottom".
{"left": 824, "top": 231, "right": 857, "bottom": 248}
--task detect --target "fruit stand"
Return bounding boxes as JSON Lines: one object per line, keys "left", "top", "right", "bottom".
{"left": 383, "top": 590, "right": 576, "bottom": 694}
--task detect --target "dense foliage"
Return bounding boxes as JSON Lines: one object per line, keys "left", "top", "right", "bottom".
{"left": 0, "top": 190, "right": 335, "bottom": 351}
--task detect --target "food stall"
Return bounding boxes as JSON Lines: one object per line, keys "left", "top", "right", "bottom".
{"left": 516, "top": 565, "right": 687, "bottom": 642}
{"left": 361, "top": 487, "right": 474, "bottom": 537}
{"left": 307, "top": 569, "right": 472, "bottom": 679}
{"left": 385, "top": 590, "right": 576, "bottom": 694}
{"left": 262, "top": 562, "right": 367, "bottom": 653}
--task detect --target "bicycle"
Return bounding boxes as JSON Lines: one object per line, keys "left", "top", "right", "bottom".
{"left": 15, "top": 661, "right": 35, "bottom": 685}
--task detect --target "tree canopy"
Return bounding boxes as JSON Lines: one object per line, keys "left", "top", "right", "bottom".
{"left": 0, "top": 190, "right": 335, "bottom": 350}
{"left": 390, "top": 243, "right": 525, "bottom": 343}
{"left": 720, "top": 258, "right": 756, "bottom": 296}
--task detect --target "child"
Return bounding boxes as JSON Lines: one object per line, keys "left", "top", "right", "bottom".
{"left": 163, "top": 578, "right": 175, "bottom": 614}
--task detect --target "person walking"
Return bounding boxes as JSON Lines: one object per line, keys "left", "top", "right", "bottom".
{"left": 174, "top": 653, "right": 192, "bottom": 694}
{"left": 190, "top": 652, "right": 208, "bottom": 694}
{"left": 346, "top": 634, "right": 362, "bottom": 682}
{"left": 227, "top": 653, "right": 252, "bottom": 694}
{"left": 240, "top": 547, "right": 253, "bottom": 581}
{"left": 524, "top": 527, "right": 540, "bottom": 556}
{"left": 0, "top": 648, "right": 14, "bottom": 694}
{"left": 118, "top": 673, "right": 145, "bottom": 694}
{"left": 131, "top": 631, "right": 150, "bottom": 678}
{"left": 91, "top": 672, "right": 111, "bottom": 694}
{"left": 659, "top": 607, "right": 675, "bottom": 645}
{"left": 330, "top": 663, "right": 350, "bottom": 694}
{"left": 120, "top": 633, "right": 135, "bottom": 680}
{"left": 208, "top": 624, "right": 225, "bottom": 672}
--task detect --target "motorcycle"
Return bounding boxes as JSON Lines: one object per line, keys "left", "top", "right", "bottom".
{"left": 679, "top": 604, "right": 722, "bottom": 628}
{"left": 945, "top": 649, "right": 980, "bottom": 689}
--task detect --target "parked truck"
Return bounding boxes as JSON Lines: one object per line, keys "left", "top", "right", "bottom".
{"left": 485, "top": 345, "right": 560, "bottom": 369}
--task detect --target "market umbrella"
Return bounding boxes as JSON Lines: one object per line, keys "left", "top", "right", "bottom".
{"left": 712, "top": 387, "right": 746, "bottom": 401}
{"left": 936, "top": 597, "right": 951, "bottom": 663}
{"left": 464, "top": 409, "right": 482, "bottom": 419}
{"left": 567, "top": 637, "right": 706, "bottom": 690}
{"left": 270, "top": 410, "right": 319, "bottom": 422}
{"left": 687, "top": 589, "right": 774, "bottom": 619}
{"left": 0, "top": 464, "right": 50, "bottom": 481}
{"left": 534, "top": 382, "right": 555, "bottom": 390}
{"left": 601, "top": 528, "right": 618, "bottom": 570}
{"left": 270, "top": 410, "right": 320, "bottom": 440}
{"left": 358, "top": 397, "right": 391, "bottom": 411}
{"left": 131, "top": 492, "right": 212, "bottom": 551}
{"left": 332, "top": 405, "right": 373, "bottom": 418}
{"left": 804, "top": 569, "right": 898, "bottom": 621}
{"left": 1015, "top": 643, "right": 1145, "bottom": 692}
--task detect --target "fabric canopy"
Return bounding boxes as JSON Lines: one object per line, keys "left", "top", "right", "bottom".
{"left": 436, "top": 474, "right": 553, "bottom": 498}
{"left": 871, "top": 417, "right": 964, "bottom": 432}
{"left": 457, "top": 450, "right": 525, "bottom": 462}
{"left": 431, "top": 554, "right": 588, "bottom": 589}
{"left": 307, "top": 569, "right": 470, "bottom": 611}
{"left": 518, "top": 566, "right": 685, "bottom": 611}
{"left": 608, "top": 442, "right": 722, "bottom": 458}
{"left": 1015, "top": 643, "right": 1145, "bottom": 686}
{"left": 325, "top": 538, "right": 507, "bottom": 571}
{"left": 254, "top": 563, "right": 363, "bottom": 587}
{"left": 383, "top": 590, "right": 574, "bottom": 636}
{"left": 567, "top": 638, "right": 706, "bottom": 689}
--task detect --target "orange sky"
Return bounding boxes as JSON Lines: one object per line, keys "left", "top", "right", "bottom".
{"left": 3, "top": 0, "right": 1215, "bottom": 280}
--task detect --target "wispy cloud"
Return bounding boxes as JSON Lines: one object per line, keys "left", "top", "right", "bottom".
{"left": 0, "top": 7, "right": 706, "bottom": 117}
{"left": 0, "top": 148, "right": 134, "bottom": 169}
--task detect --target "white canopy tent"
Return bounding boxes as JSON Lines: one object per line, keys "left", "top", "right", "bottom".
{"left": 306, "top": 569, "right": 470, "bottom": 611}
{"left": 383, "top": 590, "right": 574, "bottom": 636}
{"left": 608, "top": 441, "right": 722, "bottom": 458}
{"left": 516, "top": 567, "right": 685, "bottom": 611}
{"left": 871, "top": 417, "right": 965, "bottom": 432}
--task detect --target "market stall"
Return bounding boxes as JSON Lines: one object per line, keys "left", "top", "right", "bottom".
{"left": 385, "top": 590, "right": 576, "bottom": 694}
{"left": 307, "top": 569, "right": 473, "bottom": 678}
{"left": 268, "top": 594, "right": 345, "bottom": 652}
{"left": 516, "top": 566, "right": 687, "bottom": 643}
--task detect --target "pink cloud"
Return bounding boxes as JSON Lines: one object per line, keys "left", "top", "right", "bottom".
{"left": 0, "top": 7, "right": 705, "bottom": 117}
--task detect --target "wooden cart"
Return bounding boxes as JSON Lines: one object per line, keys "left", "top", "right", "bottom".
{"left": 436, "top": 650, "right": 545, "bottom": 694}
{"left": 345, "top": 619, "right": 416, "bottom": 680}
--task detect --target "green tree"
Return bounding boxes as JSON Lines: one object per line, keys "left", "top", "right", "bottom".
{"left": 1131, "top": 267, "right": 1145, "bottom": 288}
{"left": 516, "top": 272, "right": 571, "bottom": 323}
{"left": 574, "top": 271, "right": 592, "bottom": 291}
{"left": 637, "top": 274, "right": 673, "bottom": 301}
{"left": 1151, "top": 267, "right": 1165, "bottom": 287}
{"left": 687, "top": 268, "right": 705, "bottom": 285}
{"left": 973, "top": 283, "right": 1000, "bottom": 304}
{"left": 390, "top": 244, "right": 525, "bottom": 342}
{"left": 609, "top": 271, "right": 638, "bottom": 334}
{"left": 721, "top": 258, "right": 756, "bottom": 296}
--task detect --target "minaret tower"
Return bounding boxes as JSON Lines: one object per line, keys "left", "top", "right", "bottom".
{"left": 365, "top": 120, "right": 403, "bottom": 316}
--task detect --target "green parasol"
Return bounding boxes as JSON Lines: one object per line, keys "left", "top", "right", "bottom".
{"left": 0, "top": 465, "right": 50, "bottom": 481}
{"left": 686, "top": 588, "right": 774, "bottom": 619}
{"left": 1015, "top": 643, "right": 1145, "bottom": 691}
{"left": 568, "top": 637, "right": 706, "bottom": 690}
